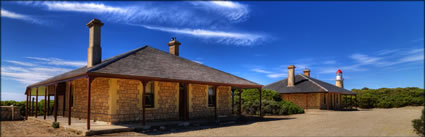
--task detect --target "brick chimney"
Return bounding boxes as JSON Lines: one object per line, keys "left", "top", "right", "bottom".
{"left": 86, "top": 19, "right": 104, "bottom": 67}
{"left": 303, "top": 68, "right": 311, "bottom": 77}
{"left": 287, "top": 65, "right": 296, "bottom": 87}
{"left": 168, "top": 37, "right": 181, "bottom": 56}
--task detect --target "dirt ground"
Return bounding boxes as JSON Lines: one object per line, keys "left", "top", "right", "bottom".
{"left": 1, "top": 118, "right": 80, "bottom": 136}
{"left": 1, "top": 106, "right": 422, "bottom": 136}
{"left": 103, "top": 106, "right": 423, "bottom": 136}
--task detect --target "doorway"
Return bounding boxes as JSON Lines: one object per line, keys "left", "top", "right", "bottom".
{"left": 179, "top": 83, "right": 188, "bottom": 120}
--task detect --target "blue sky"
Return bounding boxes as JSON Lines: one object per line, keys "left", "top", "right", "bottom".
{"left": 1, "top": 1, "right": 424, "bottom": 101}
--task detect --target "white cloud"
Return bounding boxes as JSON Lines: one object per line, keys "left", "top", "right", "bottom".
{"left": 251, "top": 68, "right": 272, "bottom": 74}
{"left": 377, "top": 49, "right": 399, "bottom": 55}
{"left": 26, "top": 57, "right": 86, "bottom": 67}
{"left": 1, "top": 66, "right": 70, "bottom": 84}
{"left": 2, "top": 57, "right": 84, "bottom": 85}
{"left": 140, "top": 25, "right": 265, "bottom": 46}
{"left": 192, "top": 1, "right": 249, "bottom": 22}
{"left": 43, "top": 2, "right": 127, "bottom": 14}
{"left": 1, "top": 8, "right": 43, "bottom": 24}
{"left": 4, "top": 60, "right": 36, "bottom": 66}
{"left": 17, "top": 1, "right": 263, "bottom": 46}
{"left": 267, "top": 73, "right": 287, "bottom": 78}
{"left": 409, "top": 48, "right": 424, "bottom": 54}
{"left": 350, "top": 54, "right": 381, "bottom": 64}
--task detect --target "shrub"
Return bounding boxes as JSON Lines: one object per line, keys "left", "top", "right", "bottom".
{"left": 238, "top": 89, "right": 304, "bottom": 115}
{"left": 412, "top": 108, "right": 425, "bottom": 137}
{"left": 52, "top": 122, "right": 60, "bottom": 128}
{"left": 353, "top": 87, "right": 424, "bottom": 109}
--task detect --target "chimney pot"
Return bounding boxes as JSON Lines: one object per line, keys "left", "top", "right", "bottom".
{"left": 303, "top": 68, "right": 311, "bottom": 77}
{"left": 87, "top": 18, "right": 103, "bottom": 67}
{"left": 287, "top": 65, "right": 296, "bottom": 87}
{"left": 168, "top": 37, "right": 181, "bottom": 56}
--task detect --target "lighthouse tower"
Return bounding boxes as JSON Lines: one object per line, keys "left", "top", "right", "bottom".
{"left": 336, "top": 69, "right": 344, "bottom": 88}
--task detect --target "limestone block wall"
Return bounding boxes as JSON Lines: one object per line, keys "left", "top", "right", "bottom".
{"left": 217, "top": 86, "right": 232, "bottom": 116}
{"left": 111, "top": 79, "right": 142, "bottom": 123}
{"left": 188, "top": 84, "right": 214, "bottom": 119}
{"left": 188, "top": 84, "right": 231, "bottom": 119}
{"left": 145, "top": 81, "right": 179, "bottom": 121}
{"left": 67, "top": 78, "right": 110, "bottom": 122}
{"left": 281, "top": 93, "right": 321, "bottom": 109}
{"left": 109, "top": 79, "right": 179, "bottom": 123}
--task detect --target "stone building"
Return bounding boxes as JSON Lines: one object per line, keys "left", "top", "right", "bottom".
{"left": 264, "top": 65, "right": 356, "bottom": 110}
{"left": 24, "top": 19, "right": 262, "bottom": 130}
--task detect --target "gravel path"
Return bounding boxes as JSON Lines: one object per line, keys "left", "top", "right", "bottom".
{"left": 1, "top": 106, "right": 422, "bottom": 136}
{"left": 103, "top": 106, "right": 423, "bottom": 136}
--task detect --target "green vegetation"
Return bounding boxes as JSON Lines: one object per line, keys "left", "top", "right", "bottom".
{"left": 52, "top": 121, "right": 60, "bottom": 128}
{"left": 412, "top": 108, "right": 425, "bottom": 137}
{"left": 1, "top": 100, "right": 54, "bottom": 116}
{"left": 352, "top": 87, "right": 424, "bottom": 108}
{"left": 234, "top": 89, "right": 304, "bottom": 115}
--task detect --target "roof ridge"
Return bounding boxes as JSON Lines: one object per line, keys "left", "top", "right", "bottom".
{"left": 147, "top": 47, "right": 260, "bottom": 85}
{"left": 88, "top": 45, "right": 149, "bottom": 72}
{"left": 298, "top": 74, "right": 329, "bottom": 92}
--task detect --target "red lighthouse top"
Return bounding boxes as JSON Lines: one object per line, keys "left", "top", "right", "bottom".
{"left": 337, "top": 69, "right": 342, "bottom": 74}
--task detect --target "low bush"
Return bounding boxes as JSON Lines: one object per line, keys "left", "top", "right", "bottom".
{"left": 412, "top": 108, "right": 425, "bottom": 137}
{"left": 52, "top": 122, "right": 60, "bottom": 128}
{"left": 239, "top": 89, "right": 304, "bottom": 115}
{"left": 352, "top": 87, "right": 424, "bottom": 109}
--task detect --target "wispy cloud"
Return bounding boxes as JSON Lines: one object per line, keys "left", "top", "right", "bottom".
{"left": 251, "top": 68, "right": 272, "bottom": 74}
{"left": 26, "top": 57, "right": 85, "bottom": 67}
{"left": 377, "top": 49, "right": 399, "bottom": 55}
{"left": 5, "top": 60, "right": 36, "bottom": 66}
{"left": 17, "top": 1, "right": 265, "bottom": 46}
{"left": 140, "top": 25, "right": 265, "bottom": 46}
{"left": 1, "top": 8, "right": 43, "bottom": 24}
{"left": 191, "top": 1, "right": 249, "bottom": 22}
{"left": 43, "top": 2, "right": 127, "bottom": 14}
{"left": 409, "top": 48, "right": 424, "bottom": 54}
{"left": 1, "top": 66, "right": 70, "bottom": 84}
{"left": 2, "top": 57, "right": 84, "bottom": 84}
{"left": 267, "top": 73, "right": 287, "bottom": 78}
{"left": 350, "top": 54, "right": 381, "bottom": 64}
{"left": 250, "top": 68, "right": 287, "bottom": 78}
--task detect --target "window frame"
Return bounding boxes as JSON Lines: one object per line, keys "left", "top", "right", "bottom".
{"left": 324, "top": 93, "right": 327, "bottom": 104}
{"left": 208, "top": 86, "right": 216, "bottom": 107}
{"left": 144, "top": 82, "right": 155, "bottom": 108}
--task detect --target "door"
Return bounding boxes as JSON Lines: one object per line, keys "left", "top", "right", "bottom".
{"left": 179, "top": 84, "right": 188, "bottom": 120}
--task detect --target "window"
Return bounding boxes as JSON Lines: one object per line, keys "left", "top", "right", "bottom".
{"left": 323, "top": 93, "right": 326, "bottom": 104}
{"left": 208, "top": 86, "right": 216, "bottom": 107}
{"left": 336, "top": 94, "right": 339, "bottom": 104}
{"left": 70, "top": 84, "right": 74, "bottom": 108}
{"left": 144, "top": 82, "right": 154, "bottom": 108}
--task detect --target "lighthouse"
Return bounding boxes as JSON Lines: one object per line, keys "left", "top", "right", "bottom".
{"left": 336, "top": 69, "right": 344, "bottom": 88}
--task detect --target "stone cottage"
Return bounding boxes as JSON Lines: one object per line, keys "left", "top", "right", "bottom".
{"left": 264, "top": 65, "right": 356, "bottom": 110}
{"left": 24, "top": 19, "right": 263, "bottom": 130}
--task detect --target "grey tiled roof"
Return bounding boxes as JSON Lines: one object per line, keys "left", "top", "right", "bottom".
{"left": 28, "top": 46, "right": 260, "bottom": 87}
{"left": 264, "top": 74, "right": 355, "bottom": 94}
